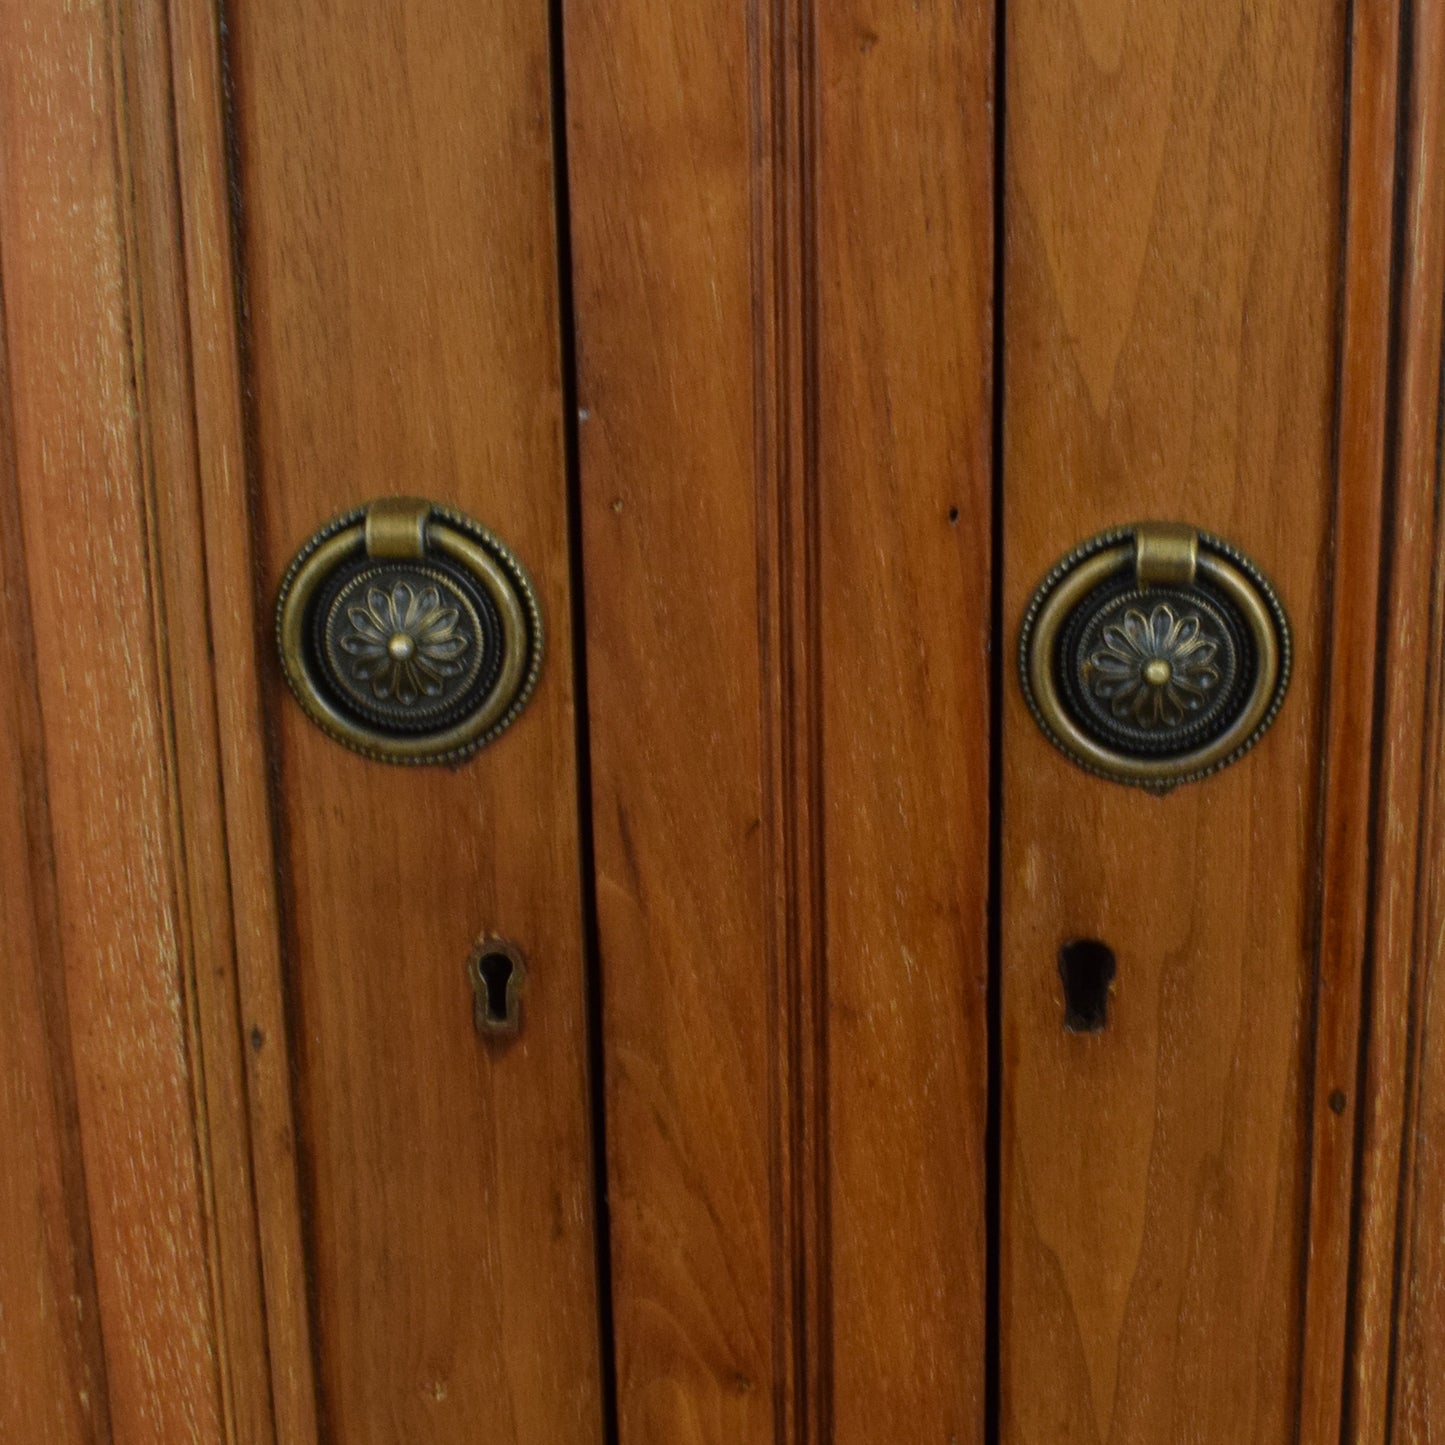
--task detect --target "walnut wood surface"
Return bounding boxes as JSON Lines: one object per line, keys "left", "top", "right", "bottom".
{"left": 816, "top": 4, "right": 993, "bottom": 1439}
{"left": 168, "top": 0, "right": 322, "bottom": 1431}
{"left": 565, "top": 1, "right": 993, "bottom": 1441}
{"left": 1296, "top": 1, "right": 1403, "bottom": 1438}
{"left": 1349, "top": 2, "right": 1445, "bottom": 1440}
{"left": 1392, "top": 203, "right": 1445, "bottom": 1443}
{"left": 9, "top": 0, "right": 1445, "bottom": 1440}
{"left": 565, "top": 6, "right": 797, "bottom": 1435}
{"left": 1383, "top": 80, "right": 1445, "bottom": 1429}
{"left": 1000, "top": 3, "right": 1345, "bottom": 1442}
{"left": 0, "top": 2, "right": 240, "bottom": 1437}
{"left": 215, "top": 1, "right": 605, "bottom": 1440}
{"left": 1396, "top": 702, "right": 1445, "bottom": 1445}
{"left": 0, "top": 289, "right": 108, "bottom": 1445}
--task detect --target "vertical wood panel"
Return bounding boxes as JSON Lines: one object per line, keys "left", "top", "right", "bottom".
{"left": 567, "top": 1, "right": 993, "bottom": 1441}
{"left": 221, "top": 2, "right": 604, "bottom": 1440}
{"left": 1394, "top": 317, "right": 1445, "bottom": 1445}
{"left": 116, "top": 2, "right": 281, "bottom": 1434}
{"left": 0, "top": 0, "right": 234, "bottom": 1435}
{"left": 565, "top": 3, "right": 782, "bottom": 1435}
{"left": 0, "top": 287, "right": 109, "bottom": 1445}
{"left": 1001, "top": 3, "right": 1346, "bottom": 1443}
{"left": 1397, "top": 704, "right": 1445, "bottom": 1445}
{"left": 816, "top": 3, "right": 993, "bottom": 1441}
{"left": 1348, "top": 1, "right": 1445, "bottom": 1438}
{"left": 1296, "top": 0, "right": 1403, "bottom": 1435}
{"left": 1390, "top": 255, "right": 1445, "bottom": 1441}
{"left": 168, "top": 0, "right": 322, "bottom": 1430}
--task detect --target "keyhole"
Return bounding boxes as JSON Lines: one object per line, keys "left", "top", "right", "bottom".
{"left": 1059, "top": 938, "right": 1116, "bottom": 1033}
{"left": 468, "top": 940, "right": 526, "bottom": 1039}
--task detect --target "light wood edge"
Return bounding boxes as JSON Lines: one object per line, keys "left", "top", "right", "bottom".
{"left": 0, "top": 246, "right": 115, "bottom": 1445}
{"left": 1296, "top": 1, "right": 1405, "bottom": 1438}
{"left": 112, "top": 4, "right": 280, "bottom": 1439}
{"left": 4, "top": 0, "right": 250, "bottom": 1431}
{"left": 164, "top": 0, "right": 322, "bottom": 1437}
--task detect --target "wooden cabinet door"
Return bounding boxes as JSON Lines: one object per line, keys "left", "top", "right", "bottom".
{"left": 1000, "top": 1, "right": 1343, "bottom": 1437}
{"left": 1, "top": 1, "right": 603, "bottom": 1442}
{"left": 6, "top": 1, "right": 1445, "bottom": 1444}
{"left": 564, "top": 4, "right": 1445, "bottom": 1445}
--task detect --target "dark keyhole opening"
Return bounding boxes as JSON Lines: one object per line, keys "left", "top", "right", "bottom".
{"left": 1059, "top": 939, "right": 1116, "bottom": 1033}
{"left": 477, "top": 951, "right": 516, "bottom": 1026}
{"left": 469, "top": 941, "right": 525, "bottom": 1039}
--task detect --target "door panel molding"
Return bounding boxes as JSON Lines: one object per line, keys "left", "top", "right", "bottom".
{"left": 1334, "top": 2, "right": 1445, "bottom": 1440}
{"left": 167, "top": 0, "right": 323, "bottom": 1434}
{"left": 0, "top": 0, "right": 258, "bottom": 1435}
{"left": 1298, "top": 0, "right": 1406, "bottom": 1430}
{"left": 565, "top": 0, "right": 993, "bottom": 1440}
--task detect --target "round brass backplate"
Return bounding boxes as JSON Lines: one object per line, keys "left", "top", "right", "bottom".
{"left": 276, "top": 498, "right": 543, "bottom": 765}
{"left": 1018, "top": 523, "right": 1291, "bottom": 792}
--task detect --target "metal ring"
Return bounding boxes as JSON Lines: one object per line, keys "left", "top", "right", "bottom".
{"left": 276, "top": 499, "right": 543, "bottom": 765}
{"left": 1018, "top": 525, "right": 1291, "bottom": 791}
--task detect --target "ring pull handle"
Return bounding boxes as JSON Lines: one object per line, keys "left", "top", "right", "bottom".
{"left": 276, "top": 497, "right": 543, "bottom": 766}
{"left": 1018, "top": 522, "right": 1291, "bottom": 793}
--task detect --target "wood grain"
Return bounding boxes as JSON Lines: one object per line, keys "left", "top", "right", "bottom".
{"left": 1390, "top": 110, "right": 1445, "bottom": 1429}
{"left": 1396, "top": 671, "right": 1445, "bottom": 1445}
{"left": 1347, "top": 0, "right": 1445, "bottom": 1438}
{"left": 566, "top": 0, "right": 993, "bottom": 1440}
{"left": 1393, "top": 182, "right": 1445, "bottom": 1439}
{"left": 115, "top": 2, "right": 282, "bottom": 1435}
{"left": 0, "top": 277, "right": 109, "bottom": 1445}
{"left": 10, "top": 3, "right": 1439, "bottom": 1442}
{"left": 0, "top": 0, "right": 235, "bottom": 1435}
{"left": 1296, "top": 0, "right": 1403, "bottom": 1437}
{"left": 1000, "top": 2, "right": 1346, "bottom": 1442}
{"left": 219, "top": 0, "right": 605, "bottom": 1439}
{"left": 816, "top": 2, "right": 993, "bottom": 1440}
{"left": 168, "top": 0, "right": 322, "bottom": 1430}
{"left": 565, "top": 2, "right": 785, "bottom": 1433}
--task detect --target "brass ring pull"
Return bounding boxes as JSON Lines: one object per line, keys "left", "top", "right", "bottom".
{"left": 276, "top": 498, "right": 543, "bottom": 765}
{"left": 1018, "top": 523, "right": 1290, "bottom": 792}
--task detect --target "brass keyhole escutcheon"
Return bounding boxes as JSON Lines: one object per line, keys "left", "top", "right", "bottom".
{"left": 467, "top": 938, "right": 526, "bottom": 1039}
{"left": 275, "top": 498, "right": 543, "bottom": 765}
{"left": 1018, "top": 523, "right": 1291, "bottom": 792}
